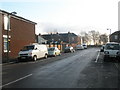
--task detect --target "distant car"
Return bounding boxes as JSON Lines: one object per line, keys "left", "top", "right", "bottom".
{"left": 64, "top": 46, "right": 75, "bottom": 53}
{"left": 48, "top": 47, "right": 61, "bottom": 56}
{"left": 103, "top": 42, "right": 120, "bottom": 61}
{"left": 82, "top": 44, "right": 87, "bottom": 49}
{"left": 76, "top": 45, "right": 84, "bottom": 50}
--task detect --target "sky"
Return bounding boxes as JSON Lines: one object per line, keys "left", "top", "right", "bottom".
{"left": 0, "top": 0, "right": 119, "bottom": 35}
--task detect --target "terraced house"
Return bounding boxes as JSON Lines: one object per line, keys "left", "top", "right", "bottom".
{"left": 0, "top": 10, "right": 36, "bottom": 63}
{"left": 110, "top": 30, "right": 120, "bottom": 43}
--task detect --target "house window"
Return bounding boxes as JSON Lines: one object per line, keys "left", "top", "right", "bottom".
{"left": 4, "top": 15, "right": 10, "bottom": 30}
{"left": 3, "top": 37, "right": 8, "bottom": 52}
{"left": 114, "top": 35, "right": 118, "bottom": 40}
{"left": 72, "top": 37, "right": 74, "bottom": 41}
{"left": 3, "top": 35, "right": 11, "bottom": 52}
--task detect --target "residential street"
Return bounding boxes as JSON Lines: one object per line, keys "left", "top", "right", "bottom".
{"left": 2, "top": 47, "right": 120, "bottom": 88}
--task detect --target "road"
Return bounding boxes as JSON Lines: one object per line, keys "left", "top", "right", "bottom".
{"left": 2, "top": 48, "right": 120, "bottom": 88}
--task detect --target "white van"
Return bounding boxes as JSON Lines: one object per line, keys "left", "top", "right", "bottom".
{"left": 18, "top": 43, "right": 48, "bottom": 61}
{"left": 104, "top": 42, "right": 120, "bottom": 61}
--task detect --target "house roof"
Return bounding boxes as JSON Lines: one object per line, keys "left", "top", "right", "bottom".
{"left": 0, "top": 9, "right": 37, "bottom": 25}
{"left": 41, "top": 33, "right": 78, "bottom": 43}
{"left": 42, "top": 33, "right": 77, "bottom": 37}
{"left": 110, "top": 30, "right": 120, "bottom": 36}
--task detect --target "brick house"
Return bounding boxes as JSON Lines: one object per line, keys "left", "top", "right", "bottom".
{"left": 0, "top": 10, "right": 36, "bottom": 62}
{"left": 42, "top": 32, "right": 80, "bottom": 44}
{"left": 110, "top": 30, "right": 120, "bottom": 43}
{"left": 36, "top": 34, "right": 47, "bottom": 44}
{"left": 41, "top": 32, "right": 81, "bottom": 50}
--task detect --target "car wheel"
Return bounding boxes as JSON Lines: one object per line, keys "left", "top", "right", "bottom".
{"left": 54, "top": 53, "right": 57, "bottom": 57}
{"left": 33, "top": 56, "right": 37, "bottom": 61}
{"left": 73, "top": 50, "right": 75, "bottom": 53}
{"left": 59, "top": 53, "right": 61, "bottom": 56}
{"left": 44, "top": 54, "right": 47, "bottom": 59}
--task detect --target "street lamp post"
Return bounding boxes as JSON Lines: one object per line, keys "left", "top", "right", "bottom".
{"left": 107, "top": 28, "right": 111, "bottom": 35}
{"left": 107, "top": 28, "right": 111, "bottom": 42}
{"left": 7, "top": 12, "right": 17, "bottom": 62}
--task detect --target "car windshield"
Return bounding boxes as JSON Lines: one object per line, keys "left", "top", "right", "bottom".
{"left": 48, "top": 48, "right": 55, "bottom": 51}
{"left": 105, "top": 44, "right": 120, "bottom": 50}
{"left": 21, "top": 45, "right": 35, "bottom": 51}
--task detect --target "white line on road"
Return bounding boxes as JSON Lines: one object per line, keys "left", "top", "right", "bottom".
{"left": 114, "top": 63, "right": 118, "bottom": 69}
{"left": 0, "top": 73, "right": 32, "bottom": 88}
{"left": 95, "top": 51, "right": 100, "bottom": 63}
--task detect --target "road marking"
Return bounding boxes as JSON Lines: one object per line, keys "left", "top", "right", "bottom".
{"left": 0, "top": 74, "right": 32, "bottom": 88}
{"left": 95, "top": 51, "right": 100, "bottom": 63}
{"left": 114, "top": 63, "right": 119, "bottom": 69}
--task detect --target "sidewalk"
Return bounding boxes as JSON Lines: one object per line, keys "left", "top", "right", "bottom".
{"left": 2, "top": 58, "right": 19, "bottom": 66}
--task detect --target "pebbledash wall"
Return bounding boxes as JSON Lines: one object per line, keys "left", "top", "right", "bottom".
{"left": 0, "top": 10, "right": 37, "bottom": 62}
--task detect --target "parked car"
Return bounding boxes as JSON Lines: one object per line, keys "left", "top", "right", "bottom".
{"left": 103, "top": 42, "right": 120, "bottom": 61}
{"left": 100, "top": 45, "right": 105, "bottom": 52}
{"left": 18, "top": 43, "right": 48, "bottom": 61}
{"left": 48, "top": 47, "right": 61, "bottom": 56}
{"left": 64, "top": 46, "right": 75, "bottom": 53}
{"left": 82, "top": 44, "right": 87, "bottom": 49}
{"left": 76, "top": 45, "right": 84, "bottom": 50}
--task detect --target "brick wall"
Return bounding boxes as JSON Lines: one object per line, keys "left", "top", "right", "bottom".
{"left": 2, "top": 15, "right": 36, "bottom": 61}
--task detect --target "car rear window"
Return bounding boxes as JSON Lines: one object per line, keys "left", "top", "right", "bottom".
{"left": 48, "top": 48, "right": 55, "bottom": 51}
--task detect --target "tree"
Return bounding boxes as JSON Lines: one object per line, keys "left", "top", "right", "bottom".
{"left": 79, "top": 31, "right": 91, "bottom": 45}
{"left": 99, "top": 34, "right": 108, "bottom": 45}
{"left": 88, "top": 30, "right": 100, "bottom": 45}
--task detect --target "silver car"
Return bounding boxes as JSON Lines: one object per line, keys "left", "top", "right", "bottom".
{"left": 48, "top": 47, "right": 61, "bottom": 57}
{"left": 103, "top": 42, "right": 120, "bottom": 61}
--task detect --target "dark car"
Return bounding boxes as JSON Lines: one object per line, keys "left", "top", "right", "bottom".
{"left": 100, "top": 45, "right": 105, "bottom": 52}
{"left": 64, "top": 46, "right": 75, "bottom": 53}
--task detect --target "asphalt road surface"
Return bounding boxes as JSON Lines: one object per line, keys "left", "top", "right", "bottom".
{"left": 1, "top": 47, "right": 120, "bottom": 88}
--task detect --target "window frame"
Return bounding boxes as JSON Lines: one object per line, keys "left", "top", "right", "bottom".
{"left": 4, "top": 15, "right": 11, "bottom": 31}
{"left": 3, "top": 35, "right": 11, "bottom": 52}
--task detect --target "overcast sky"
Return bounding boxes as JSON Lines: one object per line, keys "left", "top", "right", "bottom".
{"left": 0, "top": 0, "right": 119, "bottom": 35}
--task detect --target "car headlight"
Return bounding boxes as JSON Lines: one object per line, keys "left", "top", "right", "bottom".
{"left": 28, "top": 53, "right": 32, "bottom": 56}
{"left": 117, "top": 52, "right": 120, "bottom": 55}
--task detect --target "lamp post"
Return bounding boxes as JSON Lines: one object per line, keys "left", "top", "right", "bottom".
{"left": 107, "top": 28, "right": 111, "bottom": 42}
{"left": 107, "top": 28, "right": 111, "bottom": 35}
{"left": 7, "top": 11, "right": 17, "bottom": 62}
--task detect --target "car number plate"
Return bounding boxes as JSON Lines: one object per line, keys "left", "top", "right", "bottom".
{"left": 21, "top": 57, "right": 26, "bottom": 59}
{"left": 110, "top": 55, "right": 116, "bottom": 57}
